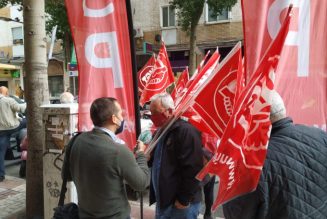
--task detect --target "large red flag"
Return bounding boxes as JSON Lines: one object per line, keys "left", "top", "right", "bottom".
{"left": 196, "top": 9, "right": 292, "bottom": 209}
{"left": 65, "top": 1, "right": 136, "bottom": 148}
{"left": 139, "top": 43, "right": 175, "bottom": 106}
{"left": 242, "top": 0, "right": 327, "bottom": 131}
{"left": 171, "top": 67, "right": 189, "bottom": 101}
{"left": 137, "top": 55, "right": 155, "bottom": 96}
{"left": 192, "top": 42, "right": 243, "bottom": 138}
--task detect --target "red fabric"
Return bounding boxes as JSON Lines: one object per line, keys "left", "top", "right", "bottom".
{"left": 139, "top": 43, "right": 175, "bottom": 106}
{"left": 242, "top": 0, "right": 327, "bottom": 130}
{"left": 175, "top": 49, "right": 220, "bottom": 110}
{"left": 196, "top": 11, "right": 291, "bottom": 209}
{"left": 192, "top": 43, "right": 243, "bottom": 138}
{"left": 201, "top": 133, "right": 219, "bottom": 155}
{"left": 171, "top": 68, "right": 189, "bottom": 101}
{"left": 137, "top": 55, "right": 155, "bottom": 96}
{"left": 189, "top": 50, "right": 211, "bottom": 81}
{"left": 65, "top": 0, "right": 136, "bottom": 149}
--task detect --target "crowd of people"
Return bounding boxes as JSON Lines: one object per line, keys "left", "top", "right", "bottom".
{"left": 1, "top": 84, "right": 326, "bottom": 218}
{"left": 62, "top": 91, "right": 326, "bottom": 219}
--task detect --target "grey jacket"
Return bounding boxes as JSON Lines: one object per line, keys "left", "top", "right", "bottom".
{"left": 0, "top": 94, "right": 26, "bottom": 130}
{"left": 64, "top": 129, "right": 150, "bottom": 219}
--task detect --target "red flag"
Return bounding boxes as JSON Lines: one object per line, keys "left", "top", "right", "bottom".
{"left": 192, "top": 43, "right": 243, "bottom": 138}
{"left": 171, "top": 67, "right": 189, "bottom": 101}
{"left": 242, "top": 0, "right": 327, "bottom": 131}
{"left": 196, "top": 9, "right": 292, "bottom": 209}
{"left": 65, "top": 1, "right": 136, "bottom": 149}
{"left": 137, "top": 55, "right": 155, "bottom": 95}
{"left": 190, "top": 50, "right": 211, "bottom": 81}
{"left": 139, "top": 43, "right": 175, "bottom": 106}
{"left": 175, "top": 48, "right": 220, "bottom": 109}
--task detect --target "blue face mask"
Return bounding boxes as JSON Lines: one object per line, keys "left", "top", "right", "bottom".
{"left": 115, "top": 118, "right": 124, "bottom": 135}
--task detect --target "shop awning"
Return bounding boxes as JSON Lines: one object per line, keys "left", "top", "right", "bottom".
{"left": 0, "top": 63, "right": 20, "bottom": 70}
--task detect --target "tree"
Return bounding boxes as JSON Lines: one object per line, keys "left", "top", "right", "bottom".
{"left": 170, "top": 0, "right": 237, "bottom": 75}
{"left": 23, "top": 0, "right": 49, "bottom": 217}
{"left": 0, "top": 0, "right": 71, "bottom": 61}
{"left": 0, "top": 0, "right": 51, "bottom": 217}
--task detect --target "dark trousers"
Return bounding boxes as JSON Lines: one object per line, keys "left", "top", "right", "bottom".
{"left": 0, "top": 119, "right": 27, "bottom": 177}
{"left": 203, "top": 176, "right": 215, "bottom": 215}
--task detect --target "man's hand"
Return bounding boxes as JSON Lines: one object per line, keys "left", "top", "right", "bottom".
{"left": 174, "top": 200, "right": 189, "bottom": 209}
{"left": 136, "top": 140, "right": 146, "bottom": 152}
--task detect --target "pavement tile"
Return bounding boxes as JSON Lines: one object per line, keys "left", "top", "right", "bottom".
{"left": 0, "top": 175, "right": 225, "bottom": 219}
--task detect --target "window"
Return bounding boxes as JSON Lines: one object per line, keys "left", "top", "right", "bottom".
{"left": 161, "top": 5, "right": 175, "bottom": 28}
{"left": 12, "top": 27, "right": 23, "bottom": 44}
{"left": 206, "top": 4, "right": 229, "bottom": 23}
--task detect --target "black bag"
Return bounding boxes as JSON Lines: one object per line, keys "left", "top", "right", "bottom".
{"left": 53, "top": 133, "right": 81, "bottom": 219}
{"left": 53, "top": 203, "right": 79, "bottom": 219}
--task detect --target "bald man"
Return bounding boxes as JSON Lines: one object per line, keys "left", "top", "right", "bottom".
{"left": 0, "top": 86, "right": 26, "bottom": 182}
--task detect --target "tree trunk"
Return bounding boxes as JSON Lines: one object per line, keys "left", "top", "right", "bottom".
{"left": 188, "top": 2, "right": 205, "bottom": 76}
{"left": 23, "top": 0, "right": 49, "bottom": 218}
{"left": 188, "top": 23, "right": 197, "bottom": 76}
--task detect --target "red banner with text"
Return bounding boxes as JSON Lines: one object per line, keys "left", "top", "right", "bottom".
{"left": 65, "top": 0, "right": 136, "bottom": 149}
{"left": 242, "top": 0, "right": 327, "bottom": 131}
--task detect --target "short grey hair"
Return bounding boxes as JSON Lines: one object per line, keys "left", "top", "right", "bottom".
{"left": 269, "top": 90, "right": 286, "bottom": 123}
{"left": 60, "top": 92, "right": 74, "bottom": 104}
{"left": 150, "top": 93, "right": 175, "bottom": 110}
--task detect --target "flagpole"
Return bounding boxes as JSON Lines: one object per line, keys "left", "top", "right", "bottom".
{"left": 125, "top": 1, "right": 143, "bottom": 219}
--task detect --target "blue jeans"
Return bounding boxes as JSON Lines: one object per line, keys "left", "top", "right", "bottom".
{"left": 0, "top": 119, "right": 26, "bottom": 177}
{"left": 156, "top": 202, "right": 201, "bottom": 219}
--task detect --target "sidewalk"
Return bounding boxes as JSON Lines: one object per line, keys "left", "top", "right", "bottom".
{"left": 0, "top": 176, "right": 26, "bottom": 219}
{"left": 0, "top": 176, "right": 224, "bottom": 219}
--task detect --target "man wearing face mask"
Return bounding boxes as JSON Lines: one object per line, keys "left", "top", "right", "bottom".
{"left": 63, "top": 97, "right": 150, "bottom": 219}
{"left": 148, "top": 93, "right": 204, "bottom": 219}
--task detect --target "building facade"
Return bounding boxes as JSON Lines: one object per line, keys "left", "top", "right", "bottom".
{"left": 0, "top": 5, "right": 69, "bottom": 98}
{"left": 131, "top": 0, "right": 243, "bottom": 72}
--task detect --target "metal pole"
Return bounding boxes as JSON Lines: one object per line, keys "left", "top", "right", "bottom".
{"left": 125, "top": 1, "right": 143, "bottom": 219}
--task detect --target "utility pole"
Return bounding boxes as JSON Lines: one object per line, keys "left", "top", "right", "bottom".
{"left": 23, "top": 0, "right": 49, "bottom": 217}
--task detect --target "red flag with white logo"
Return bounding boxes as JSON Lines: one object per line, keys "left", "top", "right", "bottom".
{"left": 192, "top": 42, "right": 243, "bottom": 138}
{"left": 242, "top": 0, "right": 327, "bottom": 131}
{"left": 137, "top": 55, "right": 155, "bottom": 96}
{"left": 171, "top": 67, "right": 189, "bottom": 101}
{"left": 196, "top": 9, "right": 292, "bottom": 209}
{"left": 139, "top": 43, "right": 175, "bottom": 106}
{"left": 65, "top": 0, "right": 136, "bottom": 149}
{"left": 175, "top": 49, "right": 220, "bottom": 109}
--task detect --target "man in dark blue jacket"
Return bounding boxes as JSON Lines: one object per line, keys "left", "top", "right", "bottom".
{"left": 223, "top": 91, "right": 327, "bottom": 219}
{"left": 148, "top": 93, "right": 204, "bottom": 219}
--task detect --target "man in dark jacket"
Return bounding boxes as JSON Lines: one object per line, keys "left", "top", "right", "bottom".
{"left": 223, "top": 91, "right": 327, "bottom": 219}
{"left": 148, "top": 93, "right": 204, "bottom": 219}
{"left": 63, "top": 97, "right": 150, "bottom": 219}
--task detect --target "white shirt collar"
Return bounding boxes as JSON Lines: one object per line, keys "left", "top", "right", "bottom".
{"left": 95, "top": 126, "right": 125, "bottom": 144}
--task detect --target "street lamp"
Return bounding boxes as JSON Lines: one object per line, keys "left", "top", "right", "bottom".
{"left": 0, "top": 16, "right": 23, "bottom": 23}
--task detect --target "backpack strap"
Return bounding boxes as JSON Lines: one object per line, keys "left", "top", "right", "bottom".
{"left": 58, "top": 132, "right": 82, "bottom": 206}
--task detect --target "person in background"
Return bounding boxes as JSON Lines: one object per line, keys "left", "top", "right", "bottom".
{"left": 223, "top": 90, "right": 327, "bottom": 219}
{"left": 148, "top": 93, "right": 204, "bottom": 219}
{"left": 201, "top": 133, "right": 219, "bottom": 219}
{"left": 15, "top": 86, "right": 24, "bottom": 100}
{"left": 0, "top": 86, "right": 26, "bottom": 182}
{"left": 59, "top": 91, "right": 74, "bottom": 104}
{"left": 63, "top": 97, "right": 150, "bottom": 219}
